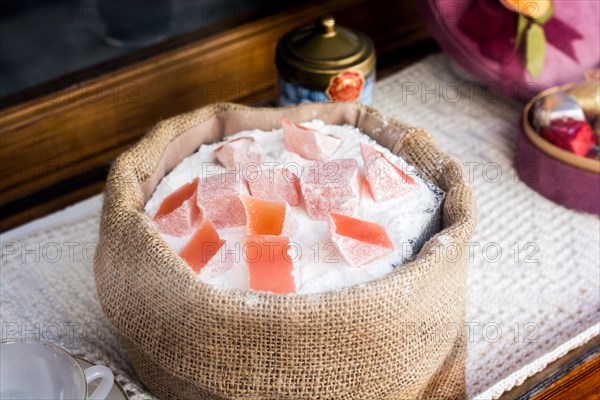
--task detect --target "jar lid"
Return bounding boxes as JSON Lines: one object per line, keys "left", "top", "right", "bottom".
{"left": 276, "top": 15, "right": 375, "bottom": 89}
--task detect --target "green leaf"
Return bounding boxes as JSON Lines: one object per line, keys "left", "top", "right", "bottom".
{"left": 526, "top": 23, "right": 547, "bottom": 79}
{"left": 515, "top": 14, "right": 528, "bottom": 50}
{"left": 535, "top": 1, "right": 554, "bottom": 24}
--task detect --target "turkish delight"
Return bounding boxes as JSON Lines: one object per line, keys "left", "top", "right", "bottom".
{"left": 247, "top": 167, "right": 302, "bottom": 206}
{"left": 153, "top": 178, "right": 201, "bottom": 236}
{"left": 245, "top": 235, "right": 296, "bottom": 294}
{"left": 213, "top": 137, "right": 262, "bottom": 170}
{"left": 179, "top": 217, "right": 226, "bottom": 274}
{"left": 300, "top": 159, "right": 360, "bottom": 220}
{"left": 197, "top": 173, "right": 247, "bottom": 229}
{"left": 361, "top": 143, "right": 415, "bottom": 202}
{"left": 240, "top": 195, "right": 297, "bottom": 237}
{"left": 282, "top": 119, "right": 341, "bottom": 160}
{"left": 328, "top": 212, "right": 394, "bottom": 267}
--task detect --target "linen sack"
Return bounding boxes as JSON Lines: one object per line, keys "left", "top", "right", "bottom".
{"left": 95, "top": 102, "right": 477, "bottom": 399}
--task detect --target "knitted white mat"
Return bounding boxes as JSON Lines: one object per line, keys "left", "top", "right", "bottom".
{"left": 1, "top": 54, "right": 599, "bottom": 399}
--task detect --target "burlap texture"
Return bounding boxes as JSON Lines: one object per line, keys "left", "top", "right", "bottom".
{"left": 94, "top": 102, "right": 476, "bottom": 400}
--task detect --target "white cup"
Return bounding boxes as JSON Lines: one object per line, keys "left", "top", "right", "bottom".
{"left": 0, "top": 341, "right": 114, "bottom": 400}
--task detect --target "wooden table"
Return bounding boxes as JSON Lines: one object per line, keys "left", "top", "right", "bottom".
{"left": 1, "top": 0, "right": 598, "bottom": 397}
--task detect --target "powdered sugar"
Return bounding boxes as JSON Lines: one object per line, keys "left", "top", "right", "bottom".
{"left": 145, "top": 120, "right": 445, "bottom": 294}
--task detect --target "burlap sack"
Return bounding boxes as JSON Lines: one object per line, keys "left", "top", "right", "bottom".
{"left": 95, "top": 102, "right": 476, "bottom": 400}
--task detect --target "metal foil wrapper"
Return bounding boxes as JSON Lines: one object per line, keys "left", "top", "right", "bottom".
{"left": 566, "top": 82, "right": 600, "bottom": 120}
{"left": 532, "top": 81, "right": 599, "bottom": 131}
{"left": 532, "top": 92, "right": 585, "bottom": 131}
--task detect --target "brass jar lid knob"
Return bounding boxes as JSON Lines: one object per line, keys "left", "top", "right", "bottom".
{"left": 275, "top": 14, "right": 375, "bottom": 89}
{"left": 316, "top": 15, "right": 336, "bottom": 36}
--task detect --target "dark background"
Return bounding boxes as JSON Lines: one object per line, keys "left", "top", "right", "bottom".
{"left": 0, "top": 0, "right": 304, "bottom": 102}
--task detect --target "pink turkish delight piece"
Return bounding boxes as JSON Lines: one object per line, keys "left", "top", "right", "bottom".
{"left": 197, "top": 172, "right": 247, "bottom": 229}
{"left": 248, "top": 167, "right": 302, "bottom": 206}
{"left": 197, "top": 243, "right": 234, "bottom": 280}
{"left": 153, "top": 178, "right": 202, "bottom": 236}
{"left": 282, "top": 119, "right": 342, "bottom": 160}
{"left": 179, "top": 217, "right": 225, "bottom": 274}
{"left": 360, "top": 143, "right": 416, "bottom": 202}
{"left": 213, "top": 137, "right": 262, "bottom": 170}
{"left": 300, "top": 159, "right": 360, "bottom": 220}
{"left": 239, "top": 195, "right": 298, "bottom": 237}
{"left": 245, "top": 235, "right": 296, "bottom": 294}
{"left": 328, "top": 212, "right": 395, "bottom": 267}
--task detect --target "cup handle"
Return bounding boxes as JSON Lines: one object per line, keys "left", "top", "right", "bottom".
{"left": 83, "top": 365, "right": 114, "bottom": 400}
